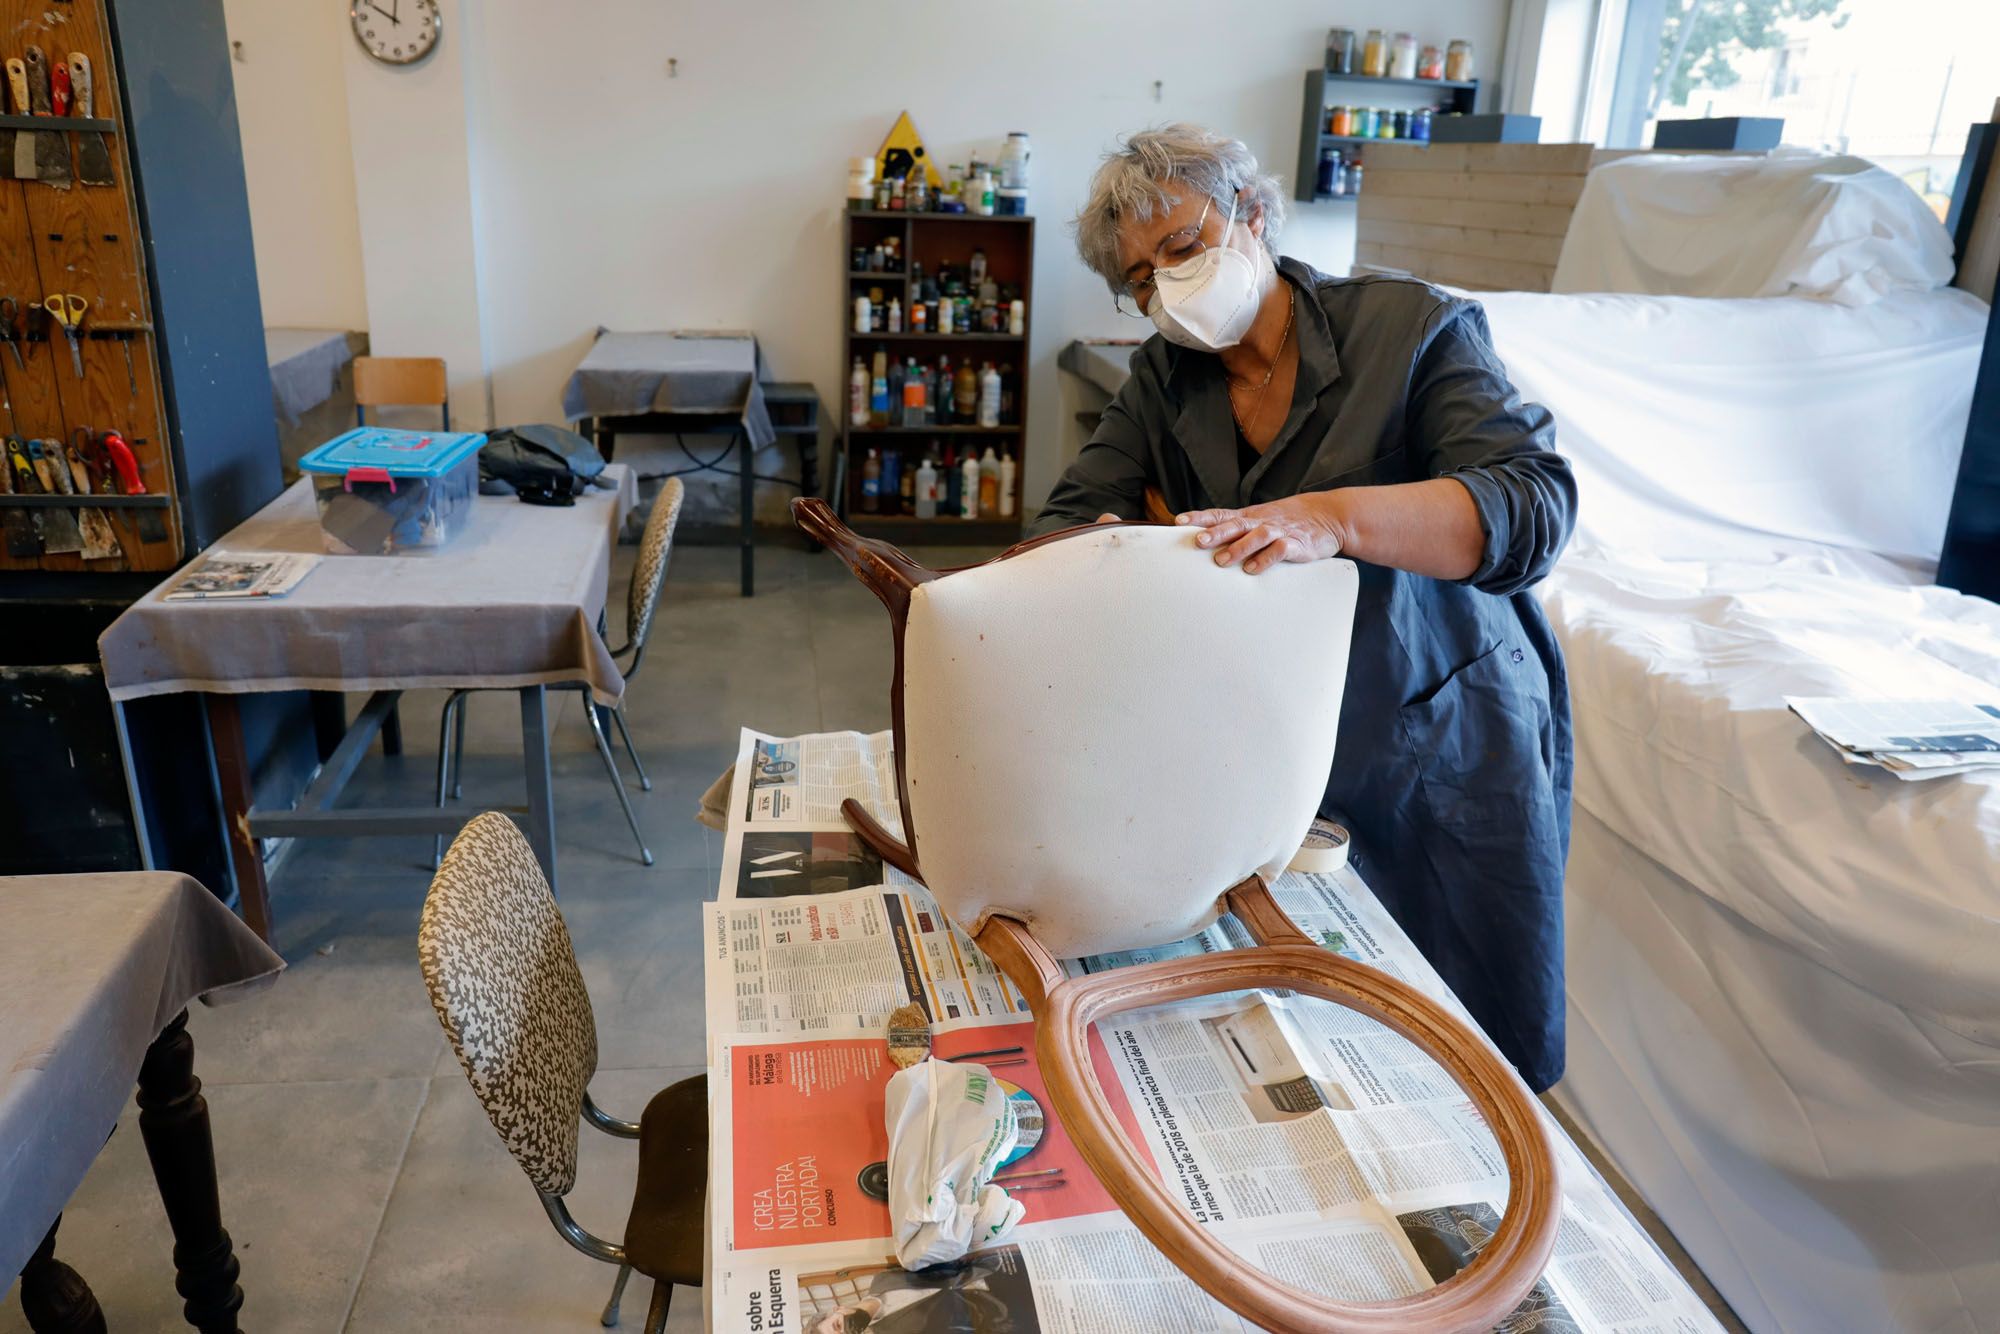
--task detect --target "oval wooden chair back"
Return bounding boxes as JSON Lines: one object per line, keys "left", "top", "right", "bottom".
{"left": 791, "top": 497, "right": 1560, "bottom": 1333}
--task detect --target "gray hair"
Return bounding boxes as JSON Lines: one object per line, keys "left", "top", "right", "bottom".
{"left": 1073, "top": 124, "right": 1288, "bottom": 294}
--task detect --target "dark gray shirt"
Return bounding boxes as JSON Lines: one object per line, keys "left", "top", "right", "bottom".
{"left": 1029, "top": 260, "right": 1578, "bottom": 1089}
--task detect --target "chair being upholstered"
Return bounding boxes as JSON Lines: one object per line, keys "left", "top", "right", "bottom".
{"left": 793, "top": 498, "right": 1559, "bottom": 1334}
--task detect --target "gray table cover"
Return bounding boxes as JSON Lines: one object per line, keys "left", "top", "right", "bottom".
{"left": 1056, "top": 339, "right": 1143, "bottom": 398}
{"left": 99, "top": 466, "right": 637, "bottom": 706}
{"left": 266, "top": 327, "right": 366, "bottom": 426}
{"left": 0, "top": 873, "right": 284, "bottom": 1277}
{"left": 559, "top": 330, "right": 776, "bottom": 450}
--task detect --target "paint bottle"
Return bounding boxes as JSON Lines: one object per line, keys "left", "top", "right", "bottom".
{"left": 942, "top": 445, "right": 962, "bottom": 513}
{"left": 853, "top": 294, "right": 871, "bottom": 334}
{"left": 887, "top": 297, "right": 902, "bottom": 333}
{"left": 915, "top": 455, "right": 938, "bottom": 519}
{"left": 978, "top": 447, "right": 1000, "bottom": 515}
{"left": 998, "top": 449, "right": 1016, "bottom": 518}
{"left": 1009, "top": 300, "right": 1025, "bottom": 336}
{"left": 881, "top": 447, "right": 901, "bottom": 506}
{"left": 870, "top": 352, "right": 889, "bottom": 428}
{"left": 978, "top": 363, "right": 1001, "bottom": 428}
{"left": 899, "top": 457, "right": 916, "bottom": 514}
{"left": 955, "top": 362, "right": 979, "bottom": 421}
{"left": 849, "top": 357, "right": 868, "bottom": 427}
{"left": 861, "top": 449, "right": 881, "bottom": 512}
{"left": 960, "top": 452, "right": 980, "bottom": 518}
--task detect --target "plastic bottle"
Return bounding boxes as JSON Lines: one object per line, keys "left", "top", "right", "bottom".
{"left": 969, "top": 248, "right": 988, "bottom": 287}
{"left": 942, "top": 445, "right": 961, "bottom": 513}
{"left": 936, "top": 295, "right": 953, "bottom": 335}
{"left": 899, "top": 458, "right": 916, "bottom": 514}
{"left": 881, "top": 448, "right": 901, "bottom": 506}
{"left": 997, "top": 449, "right": 1016, "bottom": 517}
{"left": 887, "top": 297, "right": 902, "bottom": 333}
{"left": 978, "top": 446, "right": 1000, "bottom": 514}
{"left": 978, "top": 363, "right": 1001, "bottom": 428}
{"left": 998, "top": 132, "right": 1030, "bottom": 195}
{"left": 1008, "top": 299, "right": 1025, "bottom": 335}
{"left": 955, "top": 362, "right": 979, "bottom": 421}
{"left": 975, "top": 168, "right": 995, "bottom": 216}
{"left": 849, "top": 357, "right": 868, "bottom": 427}
{"left": 902, "top": 358, "right": 923, "bottom": 427}
{"left": 861, "top": 449, "right": 881, "bottom": 512}
{"left": 960, "top": 452, "right": 980, "bottom": 518}
{"left": 887, "top": 359, "right": 905, "bottom": 421}
{"left": 915, "top": 455, "right": 938, "bottom": 519}
{"left": 911, "top": 297, "right": 927, "bottom": 333}
{"left": 936, "top": 356, "right": 953, "bottom": 423}
{"left": 853, "top": 294, "right": 871, "bottom": 334}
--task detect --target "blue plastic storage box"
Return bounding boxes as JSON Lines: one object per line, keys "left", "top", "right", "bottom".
{"left": 297, "top": 427, "right": 486, "bottom": 554}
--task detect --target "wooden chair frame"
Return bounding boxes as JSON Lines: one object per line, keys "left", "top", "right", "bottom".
{"left": 353, "top": 354, "right": 450, "bottom": 429}
{"left": 795, "top": 497, "right": 1561, "bottom": 1333}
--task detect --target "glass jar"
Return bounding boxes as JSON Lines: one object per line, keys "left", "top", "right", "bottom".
{"left": 1346, "top": 162, "right": 1364, "bottom": 196}
{"left": 1355, "top": 106, "right": 1380, "bottom": 138}
{"left": 1326, "top": 27, "right": 1356, "bottom": 74}
{"left": 1379, "top": 110, "right": 1398, "bottom": 140}
{"left": 1412, "top": 108, "right": 1433, "bottom": 143}
{"left": 1330, "top": 105, "right": 1352, "bottom": 136}
{"left": 1418, "top": 45, "right": 1444, "bottom": 81}
{"left": 1361, "top": 29, "right": 1388, "bottom": 78}
{"left": 1394, "top": 110, "right": 1412, "bottom": 139}
{"left": 1446, "top": 39, "right": 1475, "bottom": 82}
{"left": 1316, "top": 148, "right": 1338, "bottom": 196}
{"left": 1329, "top": 155, "right": 1348, "bottom": 196}
{"left": 1391, "top": 32, "right": 1419, "bottom": 80}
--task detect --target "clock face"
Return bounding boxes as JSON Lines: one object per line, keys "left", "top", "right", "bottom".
{"left": 350, "top": 0, "right": 441, "bottom": 65}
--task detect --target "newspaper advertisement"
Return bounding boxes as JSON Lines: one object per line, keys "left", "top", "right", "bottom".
{"left": 704, "top": 728, "right": 1725, "bottom": 1334}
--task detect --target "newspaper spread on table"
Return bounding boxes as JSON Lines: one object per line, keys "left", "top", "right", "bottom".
{"left": 705, "top": 729, "right": 1723, "bottom": 1334}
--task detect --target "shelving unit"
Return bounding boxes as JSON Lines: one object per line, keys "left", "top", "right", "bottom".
{"left": 842, "top": 209, "right": 1033, "bottom": 543}
{"left": 1294, "top": 68, "right": 1481, "bottom": 204}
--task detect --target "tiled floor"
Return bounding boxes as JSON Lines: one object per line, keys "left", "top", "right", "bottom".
{"left": 2, "top": 534, "right": 1742, "bottom": 1333}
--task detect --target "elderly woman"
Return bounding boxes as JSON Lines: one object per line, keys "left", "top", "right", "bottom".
{"left": 1032, "top": 125, "right": 1576, "bottom": 1092}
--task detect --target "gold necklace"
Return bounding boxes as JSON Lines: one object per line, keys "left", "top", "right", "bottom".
{"left": 1227, "top": 295, "right": 1295, "bottom": 442}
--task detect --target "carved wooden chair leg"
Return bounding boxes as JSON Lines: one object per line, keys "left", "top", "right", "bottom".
{"left": 16, "top": 1216, "right": 106, "bottom": 1334}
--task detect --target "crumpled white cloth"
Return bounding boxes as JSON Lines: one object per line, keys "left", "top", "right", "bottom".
{"left": 884, "top": 1058, "right": 1026, "bottom": 1269}
{"left": 1554, "top": 149, "right": 1955, "bottom": 305}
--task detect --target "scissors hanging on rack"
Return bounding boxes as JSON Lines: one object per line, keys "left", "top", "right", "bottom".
{"left": 44, "top": 293, "right": 86, "bottom": 379}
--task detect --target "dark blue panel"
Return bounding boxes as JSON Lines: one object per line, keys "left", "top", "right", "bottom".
{"left": 109, "top": 0, "right": 281, "bottom": 552}
{"left": 1937, "top": 299, "right": 2000, "bottom": 603}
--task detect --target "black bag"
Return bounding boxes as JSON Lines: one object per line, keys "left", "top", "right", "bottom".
{"left": 479, "top": 424, "right": 610, "bottom": 506}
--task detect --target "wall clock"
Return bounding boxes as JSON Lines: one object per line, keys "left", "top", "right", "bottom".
{"left": 350, "top": 0, "right": 441, "bottom": 66}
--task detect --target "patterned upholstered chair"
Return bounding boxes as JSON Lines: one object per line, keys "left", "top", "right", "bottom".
{"left": 433, "top": 479, "right": 685, "bottom": 868}
{"left": 420, "top": 812, "right": 705, "bottom": 1331}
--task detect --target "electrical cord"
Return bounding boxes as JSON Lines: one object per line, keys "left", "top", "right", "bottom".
{"left": 635, "top": 434, "right": 806, "bottom": 490}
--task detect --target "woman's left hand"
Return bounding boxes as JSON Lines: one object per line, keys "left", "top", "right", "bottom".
{"left": 1177, "top": 493, "right": 1352, "bottom": 574}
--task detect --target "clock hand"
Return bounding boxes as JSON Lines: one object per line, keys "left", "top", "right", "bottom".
{"left": 368, "top": 1, "right": 398, "bottom": 22}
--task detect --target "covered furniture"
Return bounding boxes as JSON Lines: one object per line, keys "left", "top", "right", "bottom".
{"left": 1, "top": 872, "right": 284, "bottom": 1333}
{"left": 1474, "top": 273, "right": 1998, "bottom": 1332}
{"left": 267, "top": 327, "right": 367, "bottom": 481}
{"left": 98, "top": 469, "right": 636, "bottom": 936}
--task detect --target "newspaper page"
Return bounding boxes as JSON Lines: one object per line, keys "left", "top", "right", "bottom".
{"left": 704, "top": 729, "right": 1726, "bottom": 1334}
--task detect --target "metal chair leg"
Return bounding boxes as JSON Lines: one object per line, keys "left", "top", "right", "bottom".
{"left": 432, "top": 691, "right": 463, "bottom": 871}
{"left": 586, "top": 700, "right": 654, "bottom": 866}
{"left": 451, "top": 692, "right": 468, "bottom": 798}
{"left": 601, "top": 1263, "right": 633, "bottom": 1327}
{"left": 644, "top": 1280, "right": 670, "bottom": 1334}
{"left": 610, "top": 702, "right": 651, "bottom": 792}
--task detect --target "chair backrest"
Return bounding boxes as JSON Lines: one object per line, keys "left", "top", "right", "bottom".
{"left": 795, "top": 501, "right": 1360, "bottom": 959}
{"left": 626, "top": 477, "right": 685, "bottom": 666}
{"left": 419, "top": 812, "right": 598, "bottom": 1195}
{"left": 354, "top": 355, "right": 449, "bottom": 428}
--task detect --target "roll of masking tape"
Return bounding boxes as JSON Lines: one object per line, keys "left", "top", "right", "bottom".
{"left": 1288, "top": 818, "right": 1351, "bottom": 874}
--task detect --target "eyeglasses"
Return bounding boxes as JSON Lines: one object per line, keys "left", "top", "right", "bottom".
{"left": 1114, "top": 196, "right": 1217, "bottom": 318}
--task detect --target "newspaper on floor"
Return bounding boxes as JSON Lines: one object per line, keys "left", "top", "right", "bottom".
{"left": 1785, "top": 695, "right": 2000, "bottom": 780}
{"left": 705, "top": 728, "right": 1726, "bottom": 1334}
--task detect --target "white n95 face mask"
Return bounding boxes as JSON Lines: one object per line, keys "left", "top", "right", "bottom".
{"left": 1149, "top": 201, "right": 1272, "bottom": 351}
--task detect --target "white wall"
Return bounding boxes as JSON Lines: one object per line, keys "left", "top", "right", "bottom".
{"left": 230, "top": 0, "right": 1512, "bottom": 506}
{"left": 219, "top": 0, "right": 368, "bottom": 331}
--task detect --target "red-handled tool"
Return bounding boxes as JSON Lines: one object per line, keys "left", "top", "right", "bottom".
{"left": 23, "top": 46, "right": 70, "bottom": 186}
{"left": 99, "top": 429, "right": 167, "bottom": 543}
{"left": 49, "top": 56, "right": 69, "bottom": 117}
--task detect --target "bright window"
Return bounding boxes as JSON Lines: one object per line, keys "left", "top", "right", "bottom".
{"left": 1604, "top": 0, "right": 2000, "bottom": 214}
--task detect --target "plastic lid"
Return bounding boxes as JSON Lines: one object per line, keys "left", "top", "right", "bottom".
{"left": 298, "top": 427, "right": 487, "bottom": 479}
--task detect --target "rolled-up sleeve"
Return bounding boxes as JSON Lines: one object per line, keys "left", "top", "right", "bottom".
{"left": 1410, "top": 302, "right": 1576, "bottom": 596}
{"left": 1027, "top": 378, "right": 1156, "bottom": 537}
